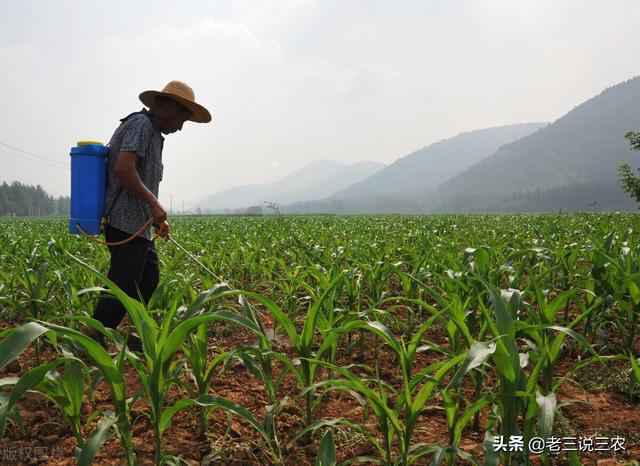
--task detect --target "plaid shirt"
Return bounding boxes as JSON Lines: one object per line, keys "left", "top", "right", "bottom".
{"left": 104, "top": 110, "right": 164, "bottom": 240}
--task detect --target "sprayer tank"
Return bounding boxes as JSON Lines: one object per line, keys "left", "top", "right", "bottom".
{"left": 69, "top": 142, "right": 109, "bottom": 234}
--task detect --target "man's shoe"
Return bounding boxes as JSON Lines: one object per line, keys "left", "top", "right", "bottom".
{"left": 84, "top": 327, "right": 107, "bottom": 349}
{"left": 126, "top": 334, "right": 143, "bottom": 352}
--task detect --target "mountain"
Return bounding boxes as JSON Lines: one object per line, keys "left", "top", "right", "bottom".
{"left": 332, "top": 123, "right": 547, "bottom": 199}
{"left": 269, "top": 161, "right": 384, "bottom": 204}
{"left": 198, "top": 159, "right": 384, "bottom": 210}
{"left": 432, "top": 76, "right": 640, "bottom": 211}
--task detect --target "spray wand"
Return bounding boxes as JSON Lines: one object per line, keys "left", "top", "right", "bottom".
{"left": 150, "top": 222, "right": 229, "bottom": 285}
{"left": 78, "top": 218, "right": 228, "bottom": 284}
{"left": 165, "top": 235, "right": 228, "bottom": 284}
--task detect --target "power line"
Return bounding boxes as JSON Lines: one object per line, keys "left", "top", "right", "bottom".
{"left": 0, "top": 147, "right": 68, "bottom": 170}
{"left": 0, "top": 141, "right": 69, "bottom": 168}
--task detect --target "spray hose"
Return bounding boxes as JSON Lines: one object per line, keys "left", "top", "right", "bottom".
{"left": 75, "top": 218, "right": 156, "bottom": 246}
{"left": 76, "top": 218, "right": 229, "bottom": 284}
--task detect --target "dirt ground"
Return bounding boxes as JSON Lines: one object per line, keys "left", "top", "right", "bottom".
{"left": 0, "top": 315, "right": 638, "bottom": 466}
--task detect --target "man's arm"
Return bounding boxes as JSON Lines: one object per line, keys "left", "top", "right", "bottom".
{"left": 113, "top": 151, "right": 168, "bottom": 225}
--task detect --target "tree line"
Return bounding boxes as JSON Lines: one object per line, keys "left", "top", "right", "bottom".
{"left": 0, "top": 181, "right": 70, "bottom": 217}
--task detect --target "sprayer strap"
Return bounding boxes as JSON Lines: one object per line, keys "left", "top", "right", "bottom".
{"left": 103, "top": 186, "right": 123, "bottom": 222}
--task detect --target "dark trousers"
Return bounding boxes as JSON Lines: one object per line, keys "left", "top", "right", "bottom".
{"left": 93, "top": 224, "right": 159, "bottom": 329}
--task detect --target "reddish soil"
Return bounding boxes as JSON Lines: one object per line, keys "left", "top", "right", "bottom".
{"left": 0, "top": 312, "right": 638, "bottom": 466}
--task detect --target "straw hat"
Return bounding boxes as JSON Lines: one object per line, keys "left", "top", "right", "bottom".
{"left": 139, "top": 80, "right": 212, "bottom": 123}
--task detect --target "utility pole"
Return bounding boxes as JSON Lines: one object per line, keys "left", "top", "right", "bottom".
{"left": 170, "top": 194, "right": 173, "bottom": 214}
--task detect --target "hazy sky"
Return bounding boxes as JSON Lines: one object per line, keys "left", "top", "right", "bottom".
{"left": 1, "top": 0, "right": 639, "bottom": 208}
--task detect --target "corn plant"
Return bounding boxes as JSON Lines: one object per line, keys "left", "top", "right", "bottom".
{"left": 304, "top": 315, "right": 480, "bottom": 466}
{"left": 475, "top": 273, "right": 611, "bottom": 465}
{"left": 3, "top": 213, "right": 640, "bottom": 464}
{"left": 588, "top": 234, "right": 640, "bottom": 350}
{"left": 15, "top": 254, "right": 49, "bottom": 364}
{"left": 221, "top": 294, "right": 300, "bottom": 457}
{"left": 229, "top": 273, "right": 345, "bottom": 427}
{"left": 42, "top": 319, "right": 137, "bottom": 465}
{"left": 0, "top": 321, "right": 127, "bottom": 465}
{"left": 70, "top": 254, "right": 268, "bottom": 465}
{"left": 182, "top": 322, "right": 228, "bottom": 437}
{"left": 472, "top": 276, "right": 527, "bottom": 465}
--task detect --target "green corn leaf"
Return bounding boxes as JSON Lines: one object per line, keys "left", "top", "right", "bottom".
{"left": 536, "top": 391, "right": 556, "bottom": 440}
{"left": 196, "top": 395, "right": 273, "bottom": 448}
{"left": 455, "top": 447, "right": 480, "bottom": 465}
{"left": 67, "top": 253, "right": 159, "bottom": 355}
{"left": 301, "top": 273, "right": 344, "bottom": 351}
{"left": 452, "top": 394, "right": 494, "bottom": 448}
{"left": 147, "top": 279, "right": 178, "bottom": 311}
{"left": 182, "top": 283, "right": 230, "bottom": 320}
{"left": 38, "top": 322, "right": 125, "bottom": 392}
{"left": 64, "top": 359, "right": 86, "bottom": 409}
{"left": 428, "top": 445, "right": 447, "bottom": 466}
{"left": 448, "top": 341, "right": 496, "bottom": 389}
{"left": 476, "top": 278, "right": 519, "bottom": 383}
{"left": 362, "top": 321, "right": 402, "bottom": 355}
{"left": 567, "top": 448, "right": 582, "bottom": 466}
{"left": 74, "top": 286, "right": 109, "bottom": 297}
{"left": 160, "top": 310, "right": 262, "bottom": 364}
{"left": 441, "top": 296, "right": 474, "bottom": 348}
{"left": 0, "top": 357, "right": 74, "bottom": 436}
{"left": 523, "top": 392, "right": 539, "bottom": 451}
{"left": 407, "top": 308, "right": 446, "bottom": 361}
{"left": 238, "top": 294, "right": 268, "bottom": 347}
{"left": 628, "top": 282, "right": 640, "bottom": 305}
{"left": 302, "top": 369, "right": 403, "bottom": 439}
{"left": 408, "top": 353, "right": 467, "bottom": 436}
{"left": 158, "top": 398, "right": 196, "bottom": 435}
{"left": 441, "top": 391, "right": 457, "bottom": 432}
{"left": 0, "top": 393, "right": 24, "bottom": 436}
{"left": 406, "top": 444, "right": 438, "bottom": 464}
{"left": 482, "top": 429, "right": 500, "bottom": 466}
{"left": 288, "top": 417, "right": 377, "bottom": 451}
{"left": 630, "top": 355, "right": 640, "bottom": 394}
{"left": 316, "top": 430, "right": 336, "bottom": 466}
{"left": 543, "top": 288, "right": 579, "bottom": 323}
{"left": 233, "top": 291, "right": 299, "bottom": 347}
{"left": 77, "top": 412, "right": 117, "bottom": 466}
{"left": 0, "top": 321, "right": 49, "bottom": 370}
{"left": 0, "top": 378, "right": 19, "bottom": 388}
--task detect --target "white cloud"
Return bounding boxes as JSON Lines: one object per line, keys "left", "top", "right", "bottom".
{"left": 1, "top": 1, "right": 639, "bottom": 203}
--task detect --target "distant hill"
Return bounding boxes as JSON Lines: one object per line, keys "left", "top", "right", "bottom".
{"left": 198, "top": 159, "right": 384, "bottom": 210}
{"left": 432, "top": 76, "right": 640, "bottom": 211}
{"left": 332, "top": 123, "right": 547, "bottom": 199}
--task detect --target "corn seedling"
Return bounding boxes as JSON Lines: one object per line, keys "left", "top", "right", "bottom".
{"left": 306, "top": 314, "right": 483, "bottom": 466}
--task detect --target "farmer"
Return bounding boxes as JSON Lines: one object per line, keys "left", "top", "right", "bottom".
{"left": 90, "top": 81, "right": 212, "bottom": 348}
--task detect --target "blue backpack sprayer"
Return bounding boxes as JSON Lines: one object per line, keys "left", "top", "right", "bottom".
{"left": 68, "top": 140, "right": 224, "bottom": 281}
{"left": 69, "top": 141, "right": 110, "bottom": 235}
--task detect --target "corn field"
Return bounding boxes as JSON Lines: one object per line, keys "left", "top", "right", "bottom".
{"left": 0, "top": 214, "right": 639, "bottom": 466}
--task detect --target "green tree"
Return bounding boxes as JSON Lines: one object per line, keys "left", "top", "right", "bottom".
{"left": 57, "top": 196, "right": 70, "bottom": 216}
{"left": 618, "top": 131, "right": 640, "bottom": 205}
{"left": 0, "top": 181, "right": 68, "bottom": 216}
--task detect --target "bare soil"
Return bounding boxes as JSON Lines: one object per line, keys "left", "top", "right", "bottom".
{"left": 0, "top": 315, "right": 638, "bottom": 466}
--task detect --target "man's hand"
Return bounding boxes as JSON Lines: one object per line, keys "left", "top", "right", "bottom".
{"left": 154, "top": 221, "right": 171, "bottom": 239}
{"left": 149, "top": 200, "right": 168, "bottom": 224}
